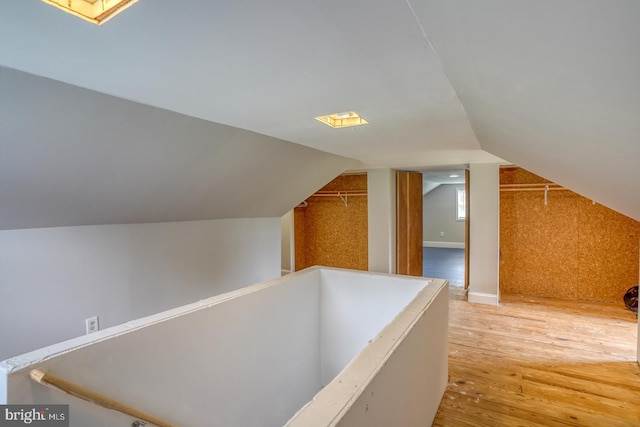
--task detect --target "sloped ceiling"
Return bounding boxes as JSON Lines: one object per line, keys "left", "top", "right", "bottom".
{"left": 0, "top": 67, "right": 353, "bottom": 229}
{"left": 413, "top": 0, "right": 640, "bottom": 220}
{"left": 1, "top": 1, "right": 639, "bottom": 227}
{"left": 0, "top": 1, "right": 497, "bottom": 167}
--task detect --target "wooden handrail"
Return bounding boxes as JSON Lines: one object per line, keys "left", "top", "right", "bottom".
{"left": 30, "top": 369, "right": 179, "bottom": 427}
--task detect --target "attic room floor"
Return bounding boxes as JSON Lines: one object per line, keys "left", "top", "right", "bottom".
{"left": 433, "top": 293, "right": 640, "bottom": 426}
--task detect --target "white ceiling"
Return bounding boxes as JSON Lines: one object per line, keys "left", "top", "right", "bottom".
{"left": 422, "top": 169, "right": 466, "bottom": 195}
{"left": 0, "top": 0, "right": 498, "bottom": 169}
{"left": 414, "top": 0, "right": 640, "bottom": 219}
{"left": 1, "top": 0, "right": 639, "bottom": 227}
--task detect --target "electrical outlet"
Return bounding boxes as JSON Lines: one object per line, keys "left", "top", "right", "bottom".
{"left": 440, "top": 231, "right": 445, "bottom": 237}
{"left": 85, "top": 316, "right": 99, "bottom": 334}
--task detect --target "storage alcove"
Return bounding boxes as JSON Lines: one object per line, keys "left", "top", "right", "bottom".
{"left": 499, "top": 167, "right": 640, "bottom": 303}
{"left": 294, "top": 174, "right": 368, "bottom": 271}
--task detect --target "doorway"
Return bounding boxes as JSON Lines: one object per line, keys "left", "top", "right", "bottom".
{"left": 421, "top": 169, "right": 467, "bottom": 290}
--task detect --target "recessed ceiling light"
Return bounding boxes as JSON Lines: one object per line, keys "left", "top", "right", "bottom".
{"left": 315, "top": 111, "right": 368, "bottom": 129}
{"left": 42, "top": 0, "right": 139, "bottom": 25}
{"left": 449, "top": 174, "right": 460, "bottom": 178}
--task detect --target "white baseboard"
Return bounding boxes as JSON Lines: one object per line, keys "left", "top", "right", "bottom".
{"left": 468, "top": 292, "right": 500, "bottom": 306}
{"left": 423, "top": 241, "right": 465, "bottom": 249}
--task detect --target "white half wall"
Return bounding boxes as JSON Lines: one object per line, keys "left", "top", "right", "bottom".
{"left": 288, "top": 271, "right": 449, "bottom": 427}
{"left": 318, "top": 269, "right": 425, "bottom": 385}
{"left": 2, "top": 269, "right": 322, "bottom": 427}
{"left": 329, "top": 284, "right": 449, "bottom": 427}
{"left": 468, "top": 163, "right": 500, "bottom": 306}
{"left": 0, "top": 218, "right": 281, "bottom": 360}
{"left": 368, "top": 169, "right": 396, "bottom": 274}
{"left": 2, "top": 267, "right": 447, "bottom": 427}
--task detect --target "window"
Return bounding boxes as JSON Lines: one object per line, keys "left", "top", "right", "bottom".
{"left": 456, "top": 188, "right": 466, "bottom": 221}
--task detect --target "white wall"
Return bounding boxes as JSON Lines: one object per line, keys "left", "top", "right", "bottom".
{"left": 1, "top": 269, "right": 322, "bottom": 427}
{"left": 281, "top": 211, "right": 294, "bottom": 274}
{"left": 468, "top": 163, "right": 500, "bottom": 305}
{"left": 423, "top": 184, "right": 465, "bottom": 245}
{"left": 2, "top": 267, "right": 446, "bottom": 427}
{"left": 288, "top": 271, "right": 448, "bottom": 427}
{"left": 0, "top": 218, "right": 281, "bottom": 360}
{"left": 367, "top": 169, "right": 396, "bottom": 274}
{"left": 331, "top": 286, "right": 448, "bottom": 427}
{"left": 318, "top": 269, "right": 425, "bottom": 385}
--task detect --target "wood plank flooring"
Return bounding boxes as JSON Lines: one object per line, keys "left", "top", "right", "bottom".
{"left": 433, "top": 292, "right": 640, "bottom": 426}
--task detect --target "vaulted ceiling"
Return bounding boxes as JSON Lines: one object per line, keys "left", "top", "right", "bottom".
{"left": 1, "top": 0, "right": 639, "bottom": 228}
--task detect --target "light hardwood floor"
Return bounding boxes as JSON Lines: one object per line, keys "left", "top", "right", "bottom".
{"left": 433, "top": 291, "right": 640, "bottom": 426}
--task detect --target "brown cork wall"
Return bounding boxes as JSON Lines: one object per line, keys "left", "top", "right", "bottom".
{"left": 294, "top": 174, "right": 368, "bottom": 271}
{"left": 500, "top": 167, "right": 640, "bottom": 303}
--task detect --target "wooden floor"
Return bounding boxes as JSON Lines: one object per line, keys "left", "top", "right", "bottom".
{"left": 432, "top": 291, "right": 640, "bottom": 426}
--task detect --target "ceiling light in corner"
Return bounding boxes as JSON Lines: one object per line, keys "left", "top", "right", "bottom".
{"left": 42, "top": 0, "right": 139, "bottom": 25}
{"left": 315, "top": 111, "right": 368, "bottom": 129}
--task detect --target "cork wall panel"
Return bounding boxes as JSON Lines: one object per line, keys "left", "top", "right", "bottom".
{"left": 577, "top": 199, "right": 640, "bottom": 302}
{"left": 500, "top": 189, "right": 580, "bottom": 299}
{"left": 500, "top": 168, "right": 640, "bottom": 303}
{"left": 501, "top": 167, "right": 553, "bottom": 185}
{"left": 318, "top": 174, "right": 367, "bottom": 192}
{"left": 294, "top": 175, "right": 368, "bottom": 271}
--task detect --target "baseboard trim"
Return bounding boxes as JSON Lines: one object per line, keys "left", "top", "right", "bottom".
{"left": 423, "top": 241, "right": 465, "bottom": 249}
{"left": 281, "top": 269, "right": 291, "bottom": 276}
{"left": 468, "top": 292, "right": 500, "bottom": 306}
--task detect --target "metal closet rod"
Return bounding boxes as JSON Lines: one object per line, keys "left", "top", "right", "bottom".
{"left": 499, "top": 183, "right": 587, "bottom": 206}
{"left": 307, "top": 190, "right": 367, "bottom": 207}
{"left": 310, "top": 190, "right": 368, "bottom": 197}
{"left": 499, "top": 183, "right": 567, "bottom": 192}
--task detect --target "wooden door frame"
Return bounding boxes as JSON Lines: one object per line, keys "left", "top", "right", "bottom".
{"left": 396, "top": 171, "right": 423, "bottom": 276}
{"left": 464, "top": 168, "right": 470, "bottom": 289}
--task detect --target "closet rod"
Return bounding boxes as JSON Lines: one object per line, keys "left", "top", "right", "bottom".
{"left": 500, "top": 183, "right": 567, "bottom": 192}
{"left": 501, "top": 183, "right": 557, "bottom": 187}
{"left": 500, "top": 187, "right": 568, "bottom": 192}
{"left": 310, "top": 191, "right": 367, "bottom": 197}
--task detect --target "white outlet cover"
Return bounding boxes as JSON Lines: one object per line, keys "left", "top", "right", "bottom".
{"left": 85, "top": 316, "right": 99, "bottom": 334}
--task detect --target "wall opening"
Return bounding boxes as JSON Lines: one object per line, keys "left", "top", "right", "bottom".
{"left": 293, "top": 173, "right": 368, "bottom": 271}
{"left": 421, "top": 168, "right": 468, "bottom": 292}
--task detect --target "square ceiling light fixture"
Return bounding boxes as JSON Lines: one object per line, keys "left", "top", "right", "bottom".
{"left": 315, "top": 111, "right": 368, "bottom": 129}
{"left": 42, "top": 0, "right": 139, "bottom": 25}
